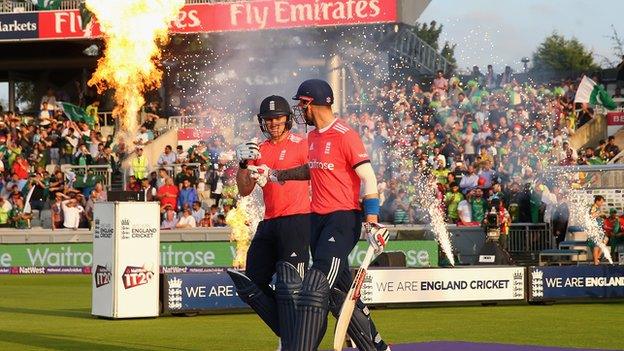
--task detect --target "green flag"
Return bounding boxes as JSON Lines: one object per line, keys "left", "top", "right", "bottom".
{"left": 33, "top": 0, "right": 61, "bottom": 10}
{"left": 589, "top": 84, "right": 617, "bottom": 110}
{"left": 59, "top": 102, "right": 95, "bottom": 128}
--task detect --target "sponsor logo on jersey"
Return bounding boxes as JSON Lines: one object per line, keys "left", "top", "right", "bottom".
{"left": 309, "top": 160, "right": 335, "bottom": 171}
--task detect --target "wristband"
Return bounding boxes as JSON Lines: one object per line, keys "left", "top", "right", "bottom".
{"left": 239, "top": 160, "right": 248, "bottom": 169}
{"left": 363, "top": 198, "right": 380, "bottom": 216}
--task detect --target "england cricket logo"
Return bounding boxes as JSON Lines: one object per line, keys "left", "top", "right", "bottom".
{"left": 531, "top": 269, "right": 544, "bottom": 298}
{"left": 168, "top": 277, "right": 183, "bottom": 310}
{"left": 94, "top": 265, "right": 111, "bottom": 288}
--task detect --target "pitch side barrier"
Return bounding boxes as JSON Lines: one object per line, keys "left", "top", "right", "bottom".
{"left": 159, "top": 265, "right": 624, "bottom": 315}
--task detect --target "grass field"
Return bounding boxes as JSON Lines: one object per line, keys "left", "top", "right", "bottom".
{"left": 0, "top": 275, "right": 622, "bottom": 351}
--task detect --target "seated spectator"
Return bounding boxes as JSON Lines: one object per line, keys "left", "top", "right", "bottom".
{"left": 0, "top": 197, "right": 12, "bottom": 227}
{"left": 134, "top": 126, "right": 150, "bottom": 146}
{"left": 178, "top": 179, "right": 198, "bottom": 210}
{"left": 157, "top": 145, "right": 176, "bottom": 166}
{"left": 126, "top": 175, "right": 141, "bottom": 192}
{"left": 161, "top": 206, "right": 178, "bottom": 229}
{"left": 198, "top": 211, "right": 212, "bottom": 227}
{"left": 140, "top": 178, "right": 157, "bottom": 201}
{"left": 605, "top": 136, "right": 621, "bottom": 160}
{"left": 457, "top": 196, "right": 474, "bottom": 226}
{"left": 176, "top": 208, "right": 197, "bottom": 228}
{"left": 59, "top": 193, "right": 84, "bottom": 230}
{"left": 191, "top": 201, "right": 205, "bottom": 224}
{"left": 10, "top": 197, "right": 31, "bottom": 229}
{"left": 444, "top": 182, "right": 463, "bottom": 223}
{"left": 459, "top": 165, "right": 479, "bottom": 194}
{"left": 92, "top": 182, "right": 107, "bottom": 202}
{"left": 51, "top": 193, "right": 64, "bottom": 230}
{"left": 157, "top": 177, "right": 178, "bottom": 210}
{"left": 214, "top": 214, "right": 226, "bottom": 227}
{"left": 175, "top": 145, "right": 188, "bottom": 163}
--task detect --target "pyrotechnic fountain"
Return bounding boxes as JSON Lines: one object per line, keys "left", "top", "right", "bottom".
{"left": 85, "top": 0, "right": 184, "bottom": 137}
{"left": 226, "top": 187, "right": 265, "bottom": 269}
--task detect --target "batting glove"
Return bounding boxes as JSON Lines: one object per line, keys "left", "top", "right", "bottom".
{"left": 365, "top": 222, "right": 389, "bottom": 255}
{"left": 236, "top": 142, "right": 260, "bottom": 166}
{"left": 247, "top": 164, "right": 278, "bottom": 187}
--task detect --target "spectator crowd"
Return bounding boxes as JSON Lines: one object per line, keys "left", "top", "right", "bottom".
{"left": 0, "top": 66, "right": 622, "bottom": 237}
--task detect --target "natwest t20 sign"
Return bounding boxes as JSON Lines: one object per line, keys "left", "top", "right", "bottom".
{"left": 38, "top": 0, "right": 396, "bottom": 40}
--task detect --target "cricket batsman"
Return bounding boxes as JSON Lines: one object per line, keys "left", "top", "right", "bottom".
{"left": 227, "top": 95, "right": 311, "bottom": 350}
{"left": 260, "top": 80, "right": 390, "bottom": 351}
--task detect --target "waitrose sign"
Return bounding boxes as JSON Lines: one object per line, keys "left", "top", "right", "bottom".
{"left": 0, "top": 241, "right": 437, "bottom": 268}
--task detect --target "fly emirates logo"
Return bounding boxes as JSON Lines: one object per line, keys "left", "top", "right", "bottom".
{"left": 309, "top": 160, "right": 335, "bottom": 171}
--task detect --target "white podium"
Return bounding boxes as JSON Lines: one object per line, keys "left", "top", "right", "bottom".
{"left": 91, "top": 202, "right": 160, "bottom": 318}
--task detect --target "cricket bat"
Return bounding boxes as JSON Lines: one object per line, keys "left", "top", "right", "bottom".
{"left": 333, "top": 245, "right": 376, "bottom": 351}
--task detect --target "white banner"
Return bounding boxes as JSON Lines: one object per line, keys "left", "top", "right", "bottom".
{"left": 361, "top": 267, "right": 525, "bottom": 304}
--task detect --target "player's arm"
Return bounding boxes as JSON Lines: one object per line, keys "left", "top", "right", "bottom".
{"left": 235, "top": 141, "right": 260, "bottom": 196}
{"left": 355, "top": 161, "right": 379, "bottom": 223}
{"left": 274, "top": 164, "right": 310, "bottom": 181}
{"left": 236, "top": 168, "right": 256, "bottom": 197}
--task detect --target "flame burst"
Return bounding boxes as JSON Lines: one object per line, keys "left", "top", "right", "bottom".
{"left": 86, "top": 0, "right": 184, "bottom": 134}
{"left": 226, "top": 206, "right": 251, "bottom": 269}
{"left": 226, "top": 190, "right": 264, "bottom": 269}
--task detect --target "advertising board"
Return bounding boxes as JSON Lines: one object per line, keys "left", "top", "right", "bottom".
{"left": 361, "top": 267, "right": 526, "bottom": 304}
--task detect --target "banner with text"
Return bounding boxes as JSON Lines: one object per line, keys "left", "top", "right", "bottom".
{"left": 529, "top": 265, "right": 624, "bottom": 301}
{"left": 163, "top": 271, "right": 248, "bottom": 313}
{"left": 0, "top": 240, "right": 437, "bottom": 271}
{"left": 37, "top": 0, "right": 396, "bottom": 40}
{"left": 0, "top": 12, "right": 38, "bottom": 40}
{"left": 361, "top": 267, "right": 525, "bottom": 304}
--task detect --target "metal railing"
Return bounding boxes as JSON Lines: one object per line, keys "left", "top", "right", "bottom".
{"left": 167, "top": 115, "right": 200, "bottom": 129}
{"left": 59, "top": 164, "right": 113, "bottom": 190}
{"left": 123, "top": 162, "right": 202, "bottom": 190}
{"left": 508, "top": 223, "right": 555, "bottom": 253}
{"left": 0, "top": 0, "right": 241, "bottom": 13}
{"left": 392, "top": 27, "right": 450, "bottom": 75}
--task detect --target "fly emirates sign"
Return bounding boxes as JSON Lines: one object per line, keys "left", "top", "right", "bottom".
{"left": 39, "top": 0, "right": 397, "bottom": 39}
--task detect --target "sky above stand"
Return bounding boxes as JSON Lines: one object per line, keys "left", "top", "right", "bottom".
{"left": 419, "top": 0, "right": 624, "bottom": 73}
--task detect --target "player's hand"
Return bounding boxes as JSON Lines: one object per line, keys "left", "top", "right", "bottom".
{"left": 247, "top": 165, "right": 268, "bottom": 187}
{"left": 250, "top": 164, "right": 279, "bottom": 184}
{"left": 365, "top": 222, "right": 389, "bottom": 255}
{"left": 236, "top": 142, "right": 260, "bottom": 162}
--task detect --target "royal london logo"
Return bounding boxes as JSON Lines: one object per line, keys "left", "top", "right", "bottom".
{"left": 94, "top": 265, "right": 112, "bottom": 288}
{"left": 122, "top": 266, "right": 154, "bottom": 289}
{"left": 168, "top": 277, "right": 183, "bottom": 310}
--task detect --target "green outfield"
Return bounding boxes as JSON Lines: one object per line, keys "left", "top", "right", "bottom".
{"left": 0, "top": 275, "right": 622, "bottom": 351}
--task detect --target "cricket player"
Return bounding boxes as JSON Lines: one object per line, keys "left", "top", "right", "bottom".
{"left": 258, "top": 80, "right": 390, "bottom": 351}
{"left": 227, "top": 95, "right": 311, "bottom": 350}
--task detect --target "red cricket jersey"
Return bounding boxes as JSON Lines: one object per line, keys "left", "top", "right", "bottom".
{"left": 249, "top": 133, "right": 310, "bottom": 219}
{"left": 307, "top": 119, "right": 370, "bottom": 214}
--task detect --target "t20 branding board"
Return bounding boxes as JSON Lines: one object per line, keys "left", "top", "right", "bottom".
{"left": 91, "top": 202, "right": 160, "bottom": 319}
